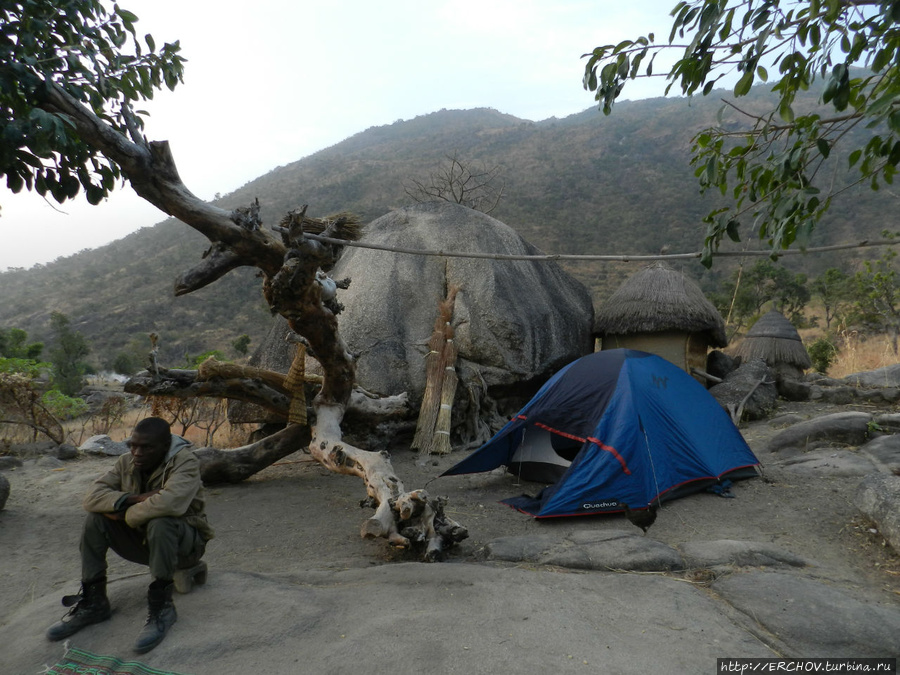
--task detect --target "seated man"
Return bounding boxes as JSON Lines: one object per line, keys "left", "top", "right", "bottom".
{"left": 46, "top": 416, "right": 215, "bottom": 654}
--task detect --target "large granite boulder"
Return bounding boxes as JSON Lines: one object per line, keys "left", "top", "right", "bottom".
{"left": 843, "top": 363, "right": 900, "bottom": 388}
{"left": 709, "top": 358, "right": 777, "bottom": 420}
{"left": 855, "top": 473, "right": 900, "bottom": 555}
{"left": 78, "top": 434, "right": 129, "bottom": 457}
{"left": 236, "top": 202, "right": 594, "bottom": 433}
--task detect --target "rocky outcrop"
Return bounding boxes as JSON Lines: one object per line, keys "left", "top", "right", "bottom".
{"left": 767, "top": 412, "right": 874, "bottom": 456}
{"left": 712, "top": 571, "right": 900, "bottom": 657}
{"left": 485, "top": 530, "right": 684, "bottom": 572}
{"left": 709, "top": 358, "right": 777, "bottom": 420}
{"left": 235, "top": 202, "right": 594, "bottom": 442}
{"left": 855, "top": 474, "right": 900, "bottom": 555}
{"left": 78, "top": 434, "right": 129, "bottom": 456}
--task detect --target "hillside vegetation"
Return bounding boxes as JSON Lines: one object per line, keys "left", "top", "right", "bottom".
{"left": 0, "top": 85, "right": 894, "bottom": 368}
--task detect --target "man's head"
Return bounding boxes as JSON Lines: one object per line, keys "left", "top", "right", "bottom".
{"left": 128, "top": 417, "right": 172, "bottom": 473}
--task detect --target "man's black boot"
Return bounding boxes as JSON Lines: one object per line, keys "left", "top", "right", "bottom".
{"left": 134, "top": 579, "right": 177, "bottom": 654}
{"left": 46, "top": 576, "right": 112, "bottom": 641}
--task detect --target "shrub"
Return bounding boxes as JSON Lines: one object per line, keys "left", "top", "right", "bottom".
{"left": 807, "top": 337, "right": 838, "bottom": 375}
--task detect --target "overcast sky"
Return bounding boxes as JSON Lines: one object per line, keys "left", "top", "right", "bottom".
{"left": 0, "top": 0, "right": 682, "bottom": 270}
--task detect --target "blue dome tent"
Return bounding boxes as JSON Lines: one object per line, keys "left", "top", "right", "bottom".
{"left": 441, "top": 349, "right": 760, "bottom": 518}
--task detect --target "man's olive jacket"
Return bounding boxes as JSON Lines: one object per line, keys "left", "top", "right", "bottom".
{"left": 82, "top": 434, "right": 215, "bottom": 541}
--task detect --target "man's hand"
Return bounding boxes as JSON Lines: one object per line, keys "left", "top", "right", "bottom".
{"left": 102, "top": 490, "right": 161, "bottom": 520}
{"left": 127, "top": 489, "right": 161, "bottom": 504}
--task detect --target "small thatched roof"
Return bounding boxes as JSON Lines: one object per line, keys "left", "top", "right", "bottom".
{"left": 733, "top": 310, "right": 811, "bottom": 369}
{"left": 593, "top": 262, "right": 728, "bottom": 347}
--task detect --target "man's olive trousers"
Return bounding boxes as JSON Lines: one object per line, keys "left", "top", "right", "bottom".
{"left": 80, "top": 512, "right": 205, "bottom": 583}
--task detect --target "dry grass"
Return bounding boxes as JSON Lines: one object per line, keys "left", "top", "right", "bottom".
{"left": 727, "top": 325, "right": 900, "bottom": 380}
{"left": 829, "top": 331, "right": 900, "bottom": 378}
{"left": 56, "top": 404, "right": 254, "bottom": 449}
{"left": 795, "top": 328, "right": 900, "bottom": 378}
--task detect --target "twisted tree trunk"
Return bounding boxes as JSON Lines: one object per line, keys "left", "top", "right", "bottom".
{"left": 38, "top": 81, "right": 467, "bottom": 560}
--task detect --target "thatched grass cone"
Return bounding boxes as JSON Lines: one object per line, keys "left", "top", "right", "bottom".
{"left": 431, "top": 328, "right": 458, "bottom": 455}
{"left": 412, "top": 320, "right": 446, "bottom": 451}
{"left": 284, "top": 343, "right": 308, "bottom": 426}
{"left": 412, "top": 287, "right": 459, "bottom": 452}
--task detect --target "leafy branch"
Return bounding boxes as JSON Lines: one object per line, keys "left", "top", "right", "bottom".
{"left": 583, "top": 0, "right": 900, "bottom": 266}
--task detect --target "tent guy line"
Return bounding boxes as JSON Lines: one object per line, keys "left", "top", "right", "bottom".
{"left": 302, "top": 232, "right": 900, "bottom": 263}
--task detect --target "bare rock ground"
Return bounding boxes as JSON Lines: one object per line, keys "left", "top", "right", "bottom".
{"left": 1, "top": 399, "right": 899, "bottom": 674}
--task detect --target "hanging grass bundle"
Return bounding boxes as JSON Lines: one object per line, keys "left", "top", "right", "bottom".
{"left": 284, "top": 342, "right": 308, "bottom": 426}
{"left": 412, "top": 286, "right": 459, "bottom": 454}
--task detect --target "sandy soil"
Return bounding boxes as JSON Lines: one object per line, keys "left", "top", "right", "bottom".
{"left": 1, "top": 399, "right": 899, "bottom": 671}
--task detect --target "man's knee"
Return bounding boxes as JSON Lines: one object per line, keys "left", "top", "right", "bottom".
{"left": 145, "top": 517, "right": 181, "bottom": 544}
{"left": 82, "top": 511, "right": 122, "bottom": 540}
{"left": 83, "top": 511, "right": 105, "bottom": 532}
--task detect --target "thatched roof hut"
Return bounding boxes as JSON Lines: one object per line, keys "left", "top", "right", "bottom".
{"left": 593, "top": 262, "right": 727, "bottom": 380}
{"left": 733, "top": 310, "right": 811, "bottom": 374}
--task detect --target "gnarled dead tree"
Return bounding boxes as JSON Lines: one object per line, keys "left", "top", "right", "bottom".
{"left": 35, "top": 79, "right": 467, "bottom": 561}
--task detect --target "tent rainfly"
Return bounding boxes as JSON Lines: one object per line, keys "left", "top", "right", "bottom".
{"left": 593, "top": 262, "right": 727, "bottom": 382}
{"left": 441, "top": 349, "right": 760, "bottom": 518}
{"left": 733, "top": 310, "right": 811, "bottom": 377}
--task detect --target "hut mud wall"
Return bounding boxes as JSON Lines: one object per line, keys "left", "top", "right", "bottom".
{"left": 600, "top": 330, "right": 709, "bottom": 384}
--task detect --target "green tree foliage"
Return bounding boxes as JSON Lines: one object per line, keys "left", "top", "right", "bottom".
{"left": 807, "top": 335, "right": 838, "bottom": 373}
{"left": 852, "top": 248, "right": 900, "bottom": 352}
{"left": 48, "top": 311, "right": 91, "bottom": 396}
{"left": 231, "top": 334, "right": 251, "bottom": 356}
{"left": 810, "top": 266, "right": 853, "bottom": 329}
{"left": 184, "top": 349, "right": 226, "bottom": 368}
{"left": 110, "top": 350, "right": 142, "bottom": 376}
{"left": 41, "top": 388, "right": 89, "bottom": 420}
{"left": 0, "top": 327, "right": 43, "bottom": 359}
{"left": 711, "top": 259, "right": 810, "bottom": 329}
{"left": 0, "top": 0, "right": 184, "bottom": 203}
{"left": 0, "top": 355, "right": 48, "bottom": 377}
{"left": 584, "top": 0, "right": 900, "bottom": 266}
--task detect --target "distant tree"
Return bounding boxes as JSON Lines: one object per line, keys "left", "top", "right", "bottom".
{"left": 0, "top": 327, "right": 43, "bottom": 360}
{"left": 713, "top": 259, "right": 810, "bottom": 329}
{"left": 91, "top": 395, "right": 128, "bottom": 435}
{"left": 48, "top": 312, "right": 91, "bottom": 396}
{"left": 852, "top": 249, "right": 900, "bottom": 353}
{"left": 405, "top": 153, "right": 505, "bottom": 214}
{"left": 192, "top": 398, "right": 229, "bottom": 446}
{"left": 110, "top": 351, "right": 142, "bottom": 376}
{"left": 810, "top": 267, "right": 853, "bottom": 331}
{"left": 232, "top": 334, "right": 251, "bottom": 356}
{"left": 584, "top": 1, "right": 900, "bottom": 266}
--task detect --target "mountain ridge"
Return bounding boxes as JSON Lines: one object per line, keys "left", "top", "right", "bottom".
{"left": 0, "top": 88, "right": 889, "bottom": 368}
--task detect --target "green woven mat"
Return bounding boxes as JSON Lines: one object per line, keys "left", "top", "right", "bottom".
{"left": 47, "top": 646, "right": 191, "bottom": 675}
